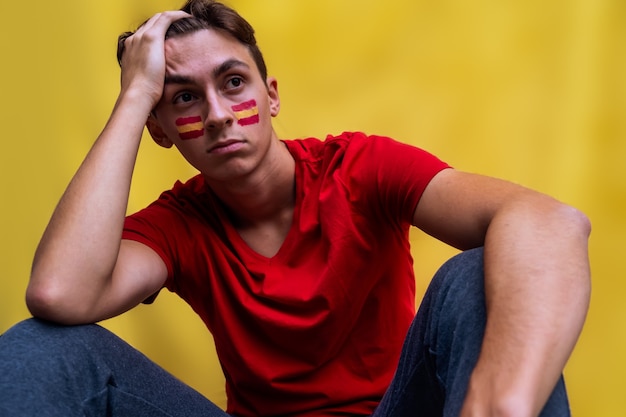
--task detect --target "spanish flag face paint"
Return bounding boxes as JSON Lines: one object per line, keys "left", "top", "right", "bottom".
{"left": 232, "top": 99, "right": 259, "bottom": 126}
{"left": 175, "top": 116, "right": 204, "bottom": 140}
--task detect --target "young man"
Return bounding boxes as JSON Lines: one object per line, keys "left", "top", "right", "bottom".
{"left": 0, "top": 1, "right": 591, "bottom": 416}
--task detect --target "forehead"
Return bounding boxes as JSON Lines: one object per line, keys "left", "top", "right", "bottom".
{"left": 164, "top": 28, "right": 254, "bottom": 76}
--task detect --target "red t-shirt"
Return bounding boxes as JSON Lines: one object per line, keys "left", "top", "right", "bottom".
{"left": 123, "top": 132, "right": 449, "bottom": 417}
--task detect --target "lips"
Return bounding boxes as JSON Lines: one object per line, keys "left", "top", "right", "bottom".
{"left": 207, "top": 139, "right": 245, "bottom": 154}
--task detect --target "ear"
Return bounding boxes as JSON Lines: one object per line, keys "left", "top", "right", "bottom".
{"left": 146, "top": 115, "right": 173, "bottom": 148}
{"left": 266, "top": 76, "right": 280, "bottom": 117}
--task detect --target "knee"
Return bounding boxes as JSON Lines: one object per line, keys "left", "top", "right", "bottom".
{"left": 426, "top": 247, "right": 487, "bottom": 331}
{"left": 1, "top": 318, "right": 108, "bottom": 362}
{"left": 420, "top": 248, "right": 488, "bottom": 380}
{"left": 435, "top": 247, "right": 484, "bottom": 286}
{"left": 429, "top": 247, "right": 485, "bottom": 303}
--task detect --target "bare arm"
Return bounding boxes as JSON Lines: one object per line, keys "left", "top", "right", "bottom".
{"left": 413, "top": 168, "right": 591, "bottom": 417}
{"left": 27, "top": 11, "right": 189, "bottom": 325}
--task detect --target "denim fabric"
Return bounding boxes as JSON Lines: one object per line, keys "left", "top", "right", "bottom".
{"left": 372, "top": 247, "right": 570, "bottom": 417}
{"left": 0, "top": 319, "right": 227, "bottom": 417}
{"left": 0, "top": 248, "right": 570, "bottom": 416}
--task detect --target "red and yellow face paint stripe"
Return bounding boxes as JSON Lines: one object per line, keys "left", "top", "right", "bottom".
{"left": 175, "top": 116, "right": 204, "bottom": 140}
{"left": 232, "top": 99, "right": 259, "bottom": 126}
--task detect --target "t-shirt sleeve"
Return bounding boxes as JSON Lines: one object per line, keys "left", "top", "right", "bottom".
{"left": 121, "top": 184, "right": 196, "bottom": 295}
{"left": 122, "top": 208, "right": 176, "bottom": 282}
{"left": 338, "top": 132, "right": 451, "bottom": 225}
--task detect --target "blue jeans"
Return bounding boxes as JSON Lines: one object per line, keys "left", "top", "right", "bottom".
{"left": 0, "top": 248, "right": 570, "bottom": 416}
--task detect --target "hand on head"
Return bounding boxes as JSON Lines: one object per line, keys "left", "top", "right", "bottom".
{"left": 118, "top": 11, "right": 191, "bottom": 108}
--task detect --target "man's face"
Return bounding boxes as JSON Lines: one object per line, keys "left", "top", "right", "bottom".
{"left": 150, "top": 28, "right": 280, "bottom": 182}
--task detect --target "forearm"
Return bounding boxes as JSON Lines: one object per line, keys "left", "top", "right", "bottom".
{"left": 27, "top": 92, "right": 153, "bottom": 320}
{"left": 462, "top": 195, "right": 591, "bottom": 417}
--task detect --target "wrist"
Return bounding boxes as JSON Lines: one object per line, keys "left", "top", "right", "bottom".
{"left": 116, "top": 85, "right": 159, "bottom": 114}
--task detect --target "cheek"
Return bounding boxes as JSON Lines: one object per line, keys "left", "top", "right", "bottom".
{"left": 232, "top": 99, "right": 259, "bottom": 126}
{"left": 175, "top": 116, "right": 204, "bottom": 140}
{"left": 173, "top": 141, "right": 207, "bottom": 171}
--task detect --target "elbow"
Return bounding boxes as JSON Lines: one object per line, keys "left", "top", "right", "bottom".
{"left": 556, "top": 202, "right": 593, "bottom": 295}
{"left": 27, "top": 256, "right": 67, "bottom": 322}
{"left": 532, "top": 195, "right": 592, "bottom": 239}
{"left": 25, "top": 279, "right": 65, "bottom": 323}
{"left": 25, "top": 275, "right": 87, "bottom": 325}
{"left": 561, "top": 202, "right": 592, "bottom": 238}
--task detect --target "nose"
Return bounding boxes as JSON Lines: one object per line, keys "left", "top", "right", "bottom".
{"left": 204, "top": 95, "right": 234, "bottom": 131}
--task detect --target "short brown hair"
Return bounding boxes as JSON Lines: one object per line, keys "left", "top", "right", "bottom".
{"left": 117, "top": 0, "right": 268, "bottom": 81}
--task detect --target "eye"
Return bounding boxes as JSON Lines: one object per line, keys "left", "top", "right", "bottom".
{"left": 225, "top": 76, "right": 244, "bottom": 90}
{"left": 173, "top": 92, "right": 198, "bottom": 104}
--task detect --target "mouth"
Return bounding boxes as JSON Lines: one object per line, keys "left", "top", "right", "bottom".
{"left": 207, "top": 139, "right": 246, "bottom": 154}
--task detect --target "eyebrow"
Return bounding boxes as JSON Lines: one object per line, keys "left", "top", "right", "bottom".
{"left": 212, "top": 59, "right": 251, "bottom": 79}
{"left": 164, "top": 74, "right": 194, "bottom": 85}
{"left": 164, "top": 59, "right": 251, "bottom": 86}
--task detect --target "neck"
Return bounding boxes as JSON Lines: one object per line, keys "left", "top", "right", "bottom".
{"left": 205, "top": 138, "right": 296, "bottom": 227}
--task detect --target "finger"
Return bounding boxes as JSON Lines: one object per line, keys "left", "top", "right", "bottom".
{"left": 134, "top": 10, "right": 191, "bottom": 37}
{"left": 120, "top": 10, "right": 191, "bottom": 65}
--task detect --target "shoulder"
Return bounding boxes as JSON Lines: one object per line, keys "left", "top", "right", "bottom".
{"left": 283, "top": 131, "right": 405, "bottom": 162}
{"left": 125, "top": 174, "right": 216, "bottom": 233}
{"left": 140, "top": 174, "right": 217, "bottom": 217}
{"left": 158, "top": 174, "right": 207, "bottom": 204}
{"left": 283, "top": 131, "right": 449, "bottom": 181}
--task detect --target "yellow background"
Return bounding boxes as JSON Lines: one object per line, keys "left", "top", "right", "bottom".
{"left": 1, "top": 0, "right": 623, "bottom": 414}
